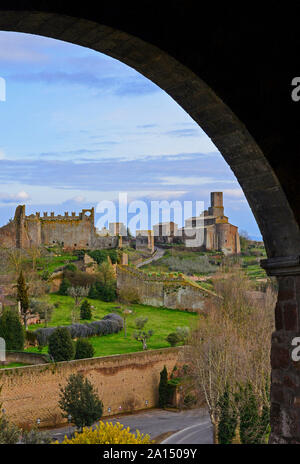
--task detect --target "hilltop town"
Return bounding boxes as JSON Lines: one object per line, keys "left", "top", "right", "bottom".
{"left": 0, "top": 192, "right": 240, "bottom": 255}
{"left": 0, "top": 191, "right": 268, "bottom": 443}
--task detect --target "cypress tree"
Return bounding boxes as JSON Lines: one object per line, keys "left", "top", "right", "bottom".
{"left": 59, "top": 277, "right": 71, "bottom": 296}
{"left": 158, "top": 365, "right": 169, "bottom": 408}
{"left": 17, "top": 271, "right": 29, "bottom": 327}
{"left": 217, "top": 383, "right": 237, "bottom": 444}
{"left": 80, "top": 300, "right": 92, "bottom": 320}
{"left": 239, "top": 382, "right": 261, "bottom": 444}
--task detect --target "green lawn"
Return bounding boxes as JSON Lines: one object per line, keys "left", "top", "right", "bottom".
{"left": 36, "top": 254, "right": 78, "bottom": 275}
{"left": 26, "top": 294, "right": 198, "bottom": 357}
{"left": 0, "top": 362, "right": 30, "bottom": 369}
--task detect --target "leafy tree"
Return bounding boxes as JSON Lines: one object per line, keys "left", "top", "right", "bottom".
{"left": 166, "top": 332, "right": 181, "bottom": 347}
{"left": 158, "top": 366, "right": 169, "bottom": 408}
{"left": 133, "top": 329, "right": 153, "bottom": 350}
{"left": 75, "top": 339, "right": 95, "bottom": 360}
{"left": 0, "top": 309, "right": 24, "bottom": 350}
{"left": 217, "top": 383, "right": 237, "bottom": 444}
{"left": 80, "top": 300, "right": 92, "bottom": 320}
{"left": 59, "top": 277, "right": 71, "bottom": 296}
{"left": 59, "top": 373, "right": 103, "bottom": 430}
{"left": 48, "top": 327, "right": 75, "bottom": 362}
{"left": 16, "top": 270, "right": 30, "bottom": 328}
{"left": 175, "top": 326, "right": 190, "bottom": 344}
{"left": 135, "top": 316, "right": 148, "bottom": 330}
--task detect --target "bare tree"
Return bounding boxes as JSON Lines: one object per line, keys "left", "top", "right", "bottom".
{"left": 185, "top": 269, "right": 276, "bottom": 441}
{"left": 67, "top": 286, "right": 90, "bottom": 323}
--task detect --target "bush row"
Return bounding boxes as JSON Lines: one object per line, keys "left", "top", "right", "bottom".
{"left": 35, "top": 313, "right": 123, "bottom": 346}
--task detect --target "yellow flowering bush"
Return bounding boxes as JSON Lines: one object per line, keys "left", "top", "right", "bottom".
{"left": 58, "top": 421, "right": 153, "bottom": 444}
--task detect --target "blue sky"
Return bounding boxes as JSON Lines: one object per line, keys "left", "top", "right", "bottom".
{"left": 0, "top": 32, "right": 261, "bottom": 239}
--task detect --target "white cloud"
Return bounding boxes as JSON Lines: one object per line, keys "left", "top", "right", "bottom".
{"left": 159, "top": 176, "right": 236, "bottom": 186}
{"left": 0, "top": 190, "right": 30, "bottom": 203}
{"left": 0, "top": 149, "right": 6, "bottom": 160}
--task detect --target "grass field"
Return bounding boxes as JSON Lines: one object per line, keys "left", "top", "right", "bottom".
{"left": 35, "top": 254, "right": 78, "bottom": 275}
{"left": 26, "top": 294, "right": 198, "bottom": 357}
{"left": 0, "top": 362, "right": 30, "bottom": 369}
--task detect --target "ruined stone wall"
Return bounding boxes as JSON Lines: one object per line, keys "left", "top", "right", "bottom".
{"left": 40, "top": 216, "right": 94, "bottom": 250}
{"left": 117, "top": 265, "right": 213, "bottom": 311}
{"left": 0, "top": 221, "right": 17, "bottom": 248}
{"left": 0, "top": 347, "right": 182, "bottom": 428}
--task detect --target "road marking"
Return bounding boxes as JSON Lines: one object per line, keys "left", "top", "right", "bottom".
{"left": 162, "top": 420, "right": 212, "bottom": 444}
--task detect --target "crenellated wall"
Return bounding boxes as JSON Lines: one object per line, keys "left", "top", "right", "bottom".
{"left": 117, "top": 265, "right": 215, "bottom": 311}
{"left": 0, "top": 206, "right": 119, "bottom": 251}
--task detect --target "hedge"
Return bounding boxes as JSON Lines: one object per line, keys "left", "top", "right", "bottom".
{"left": 34, "top": 313, "right": 123, "bottom": 346}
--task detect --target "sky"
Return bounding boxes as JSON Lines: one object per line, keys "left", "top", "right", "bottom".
{"left": 0, "top": 32, "right": 261, "bottom": 240}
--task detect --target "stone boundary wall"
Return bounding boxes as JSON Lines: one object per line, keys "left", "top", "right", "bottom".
{"left": 5, "top": 351, "right": 50, "bottom": 365}
{"left": 117, "top": 265, "right": 216, "bottom": 311}
{"left": 0, "top": 347, "right": 182, "bottom": 428}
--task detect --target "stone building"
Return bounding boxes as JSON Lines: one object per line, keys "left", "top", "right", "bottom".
{"left": 136, "top": 230, "right": 154, "bottom": 253}
{"left": 0, "top": 205, "right": 118, "bottom": 251}
{"left": 183, "top": 192, "right": 240, "bottom": 254}
{"left": 153, "top": 192, "right": 240, "bottom": 255}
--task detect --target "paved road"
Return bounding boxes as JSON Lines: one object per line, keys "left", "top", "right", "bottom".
{"left": 136, "top": 247, "right": 165, "bottom": 268}
{"left": 49, "top": 408, "right": 212, "bottom": 443}
{"left": 162, "top": 419, "right": 213, "bottom": 444}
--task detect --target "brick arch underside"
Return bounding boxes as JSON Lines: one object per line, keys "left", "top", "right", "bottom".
{"left": 1, "top": 9, "right": 299, "bottom": 258}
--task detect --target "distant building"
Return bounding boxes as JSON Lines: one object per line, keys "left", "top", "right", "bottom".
{"left": 153, "top": 221, "right": 178, "bottom": 244}
{"left": 153, "top": 192, "right": 240, "bottom": 255}
{"left": 136, "top": 230, "right": 154, "bottom": 253}
{"left": 183, "top": 192, "right": 240, "bottom": 254}
{"left": 109, "top": 222, "right": 127, "bottom": 236}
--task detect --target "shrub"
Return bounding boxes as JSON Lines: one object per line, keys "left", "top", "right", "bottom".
{"left": 59, "top": 421, "right": 153, "bottom": 444}
{"left": 21, "top": 429, "right": 52, "bottom": 444}
{"left": 118, "top": 286, "right": 140, "bottom": 304}
{"left": 166, "top": 332, "right": 181, "bottom": 347}
{"left": 175, "top": 326, "right": 190, "bottom": 344}
{"left": 89, "top": 281, "right": 116, "bottom": 302}
{"left": 80, "top": 300, "right": 92, "bottom": 320}
{"left": 59, "top": 373, "right": 103, "bottom": 429}
{"left": 0, "top": 414, "right": 20, "bottom": 444}
{"left": 59, "top": 277, "right": 71, "bottom": 295}
{"left": 75, "top": 338, "right": 95, "bottom": 359}
{"left": 64, "top": 263, "right": 77, "bottom": 272}
{"left": 88, "top": 249, "right": 118, "bottom": 265}
{"left": 48, "top": 327, "right": 75, "bottom": 362}
{"left": 35, "top": 313, "right": 123, "bottom": 346}
{"left": 0, "top": 309, "right": 24, "bottom": 350}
